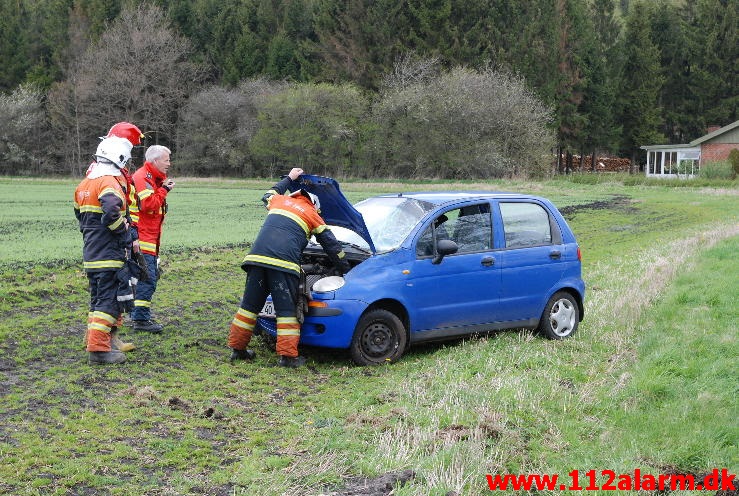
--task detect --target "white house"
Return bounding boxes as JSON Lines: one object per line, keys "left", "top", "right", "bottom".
{"left": 641, "top": 120, "right": 739, "bottom": 178}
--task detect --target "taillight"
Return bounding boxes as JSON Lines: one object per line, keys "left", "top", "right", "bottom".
{"left": 577, "top": 246, "right": 582, "bottom": 261}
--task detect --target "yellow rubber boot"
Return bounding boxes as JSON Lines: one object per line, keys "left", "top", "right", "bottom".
{"left": 111, "top": 328, "right": 136, "bottom": 352}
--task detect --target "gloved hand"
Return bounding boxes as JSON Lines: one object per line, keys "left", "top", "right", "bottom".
{"left": 336, "top": 260, "right": 351, "bottom": 276}
{"left": 130, "top": 252, "right": 150, "bottom": 282}
{"left": 115, "top": 267, "right": 135, "bottom": 312}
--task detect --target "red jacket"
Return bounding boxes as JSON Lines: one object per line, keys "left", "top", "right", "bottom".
{"left": 131, "top": 161, "right": 170, "bottom": 255}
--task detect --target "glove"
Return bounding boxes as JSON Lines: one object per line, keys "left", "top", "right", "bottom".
{"left": 131, "top": 252, "right": 150, "bottom": 282}
{"left": 337, "top": 260, "right": 351, "bottom": 276}
{"left": 116, "top": 267, "right": 135, "bottom": 313}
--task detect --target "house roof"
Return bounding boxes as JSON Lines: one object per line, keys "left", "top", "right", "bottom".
{"left": 641, "top": 119, "right": 739, "bottom": 151}
{"left": 689, "top": 120, "right": 739, "bottom": 146}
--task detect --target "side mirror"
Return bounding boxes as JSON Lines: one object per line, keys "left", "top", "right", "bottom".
{"left": 432, "top": 239, "right": 458, "bottom": 264}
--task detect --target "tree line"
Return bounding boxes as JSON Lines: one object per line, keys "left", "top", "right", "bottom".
{"left": 0, "top": 0, "right": 735, "bottom": 178}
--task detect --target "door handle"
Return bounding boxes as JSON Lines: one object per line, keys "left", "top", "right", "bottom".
{"left": 481, "top": 256, "right": 495, "bottom": 266}
{"left": 549, "top": 250, "right": 561, "bottom": 259}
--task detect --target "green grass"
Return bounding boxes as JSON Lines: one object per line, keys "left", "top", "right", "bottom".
{"left": 0, "top": 175, "right": 737, "bottom": 495}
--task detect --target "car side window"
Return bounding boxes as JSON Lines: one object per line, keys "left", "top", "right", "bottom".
{"left": 416, "top": 214, "right": 451, "bottom": 257}
{"left": 500, "top": 202, "right": 553, "bottom": 248}
{"left": 416, "top": 204, "right": 492, "bottom": 257}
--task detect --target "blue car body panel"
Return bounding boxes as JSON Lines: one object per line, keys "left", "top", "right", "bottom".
{"left": 256, "top": 186, "right": 585, "bottom": 351}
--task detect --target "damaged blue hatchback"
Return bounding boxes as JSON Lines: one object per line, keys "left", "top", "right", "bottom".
{"left": 257, "top": 175, "right": 585, "bottom": 365}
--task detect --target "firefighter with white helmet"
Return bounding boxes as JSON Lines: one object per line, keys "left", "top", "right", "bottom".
{"left": 81, "top": 122, "right": 146, "bottom": 354}
{"left": 74, "top": 136, "right": 136, "bottom": 364}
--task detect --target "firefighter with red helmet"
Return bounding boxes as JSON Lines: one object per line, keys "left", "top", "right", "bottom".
{"left": 74, "top": 137, "right": 136, "bottom": 364}
{"left": 130, "top": 145, "right": 175, "bottom": 333}
{"left": 228, "top": 168, "right": 350, "bottom": 368}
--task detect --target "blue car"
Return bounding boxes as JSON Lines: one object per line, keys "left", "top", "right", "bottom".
{"left": 257, "top": 175, "right": 585, "bottom": 365}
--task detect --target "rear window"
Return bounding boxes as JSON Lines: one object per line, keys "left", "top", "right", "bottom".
{"left": 500, "top": 202, "right": 552, "bottom": 248}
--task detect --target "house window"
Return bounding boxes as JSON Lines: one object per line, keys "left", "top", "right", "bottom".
{"left": 665, "top": 152, "right": 678, "bottom": 174}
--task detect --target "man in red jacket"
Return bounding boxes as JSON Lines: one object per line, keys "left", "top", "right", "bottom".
{"left": 130, "top": 145, "right": 175, "bottom": 332}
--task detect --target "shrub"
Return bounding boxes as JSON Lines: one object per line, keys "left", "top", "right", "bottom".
{"left": 0, "top": 83, "right": 48, "bottom": 175}
{"left": 728, "top": 148, "right": 739, "bottom": 176}
{"left": 699, "top": 160, "right": 736, "bottom": 180}
{"left": 368, "top": 64, "right": 555, "bottom": 179}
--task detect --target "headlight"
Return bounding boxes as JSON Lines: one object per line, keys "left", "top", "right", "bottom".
{"left": 312, "top": 275, "right": 345, "bottom": 293}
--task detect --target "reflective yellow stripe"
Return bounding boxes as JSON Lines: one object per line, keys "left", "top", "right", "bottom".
{"left": 83, "top": 260, "right": 125, "bottom": 269}
{"left": 232, "top": 308, "right": 257, "bottom": 329}
{"left": 78, "top": 205, "right": 104, "bottom": 213}
{"left": 237, "top": 308, "right": 257, "bottom": 319}
{"left": 134, "top": 300, "right": 151, "bottom": 307}
{"left": 276, "top": 317, "right": 301, "bottom": 336}
{"left": 130, "top": 214, "right": 139, "bottom": 223}
{"left": 138, "top": 189, "right": 154, "bottom": 200}
{"left": 242, "top": 254, "right": 300, "bottom": 273}
{"left": 139, "top": 241, "right": 157, "bottom": 252}
{"left": 108, "top": 216, "right": 124, "bottom": 230}
{"left": 99, "top": 188, "right": 124, "bottom": 202}
{"left": 269, "top": 209, "right": 309, "bottom": 236}
{"left": 93, "top": 311, "right": 117, "bottom": 324}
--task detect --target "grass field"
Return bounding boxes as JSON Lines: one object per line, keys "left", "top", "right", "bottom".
{"left": 0, "top": 175, "right": 737, "bottom": 495}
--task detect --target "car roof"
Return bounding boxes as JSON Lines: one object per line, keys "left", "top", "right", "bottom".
{"left": 374, "top": 191, "right": 545, "bottom": 205}
{"left": 293, "top": 175, "right": 553, "bottom": 255}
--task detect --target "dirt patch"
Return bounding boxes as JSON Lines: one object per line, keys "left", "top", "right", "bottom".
{"left": 558, "top": 195, "right": 633, "bottom": 220}
{"left": 321, "top": 469, "right": 417, "bottom": 496}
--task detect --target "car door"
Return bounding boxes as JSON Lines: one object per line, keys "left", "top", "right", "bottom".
{"left": 404, "top": 202, "right": 501, "bottom": 335}
{"left": 495, "top": 200, "right": 566, "bottom": 322}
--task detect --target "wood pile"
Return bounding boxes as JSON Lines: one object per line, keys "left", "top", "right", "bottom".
{"left": 559, "top": 154, "right": 631, "bottom": 172}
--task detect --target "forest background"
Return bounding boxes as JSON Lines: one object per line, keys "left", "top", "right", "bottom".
{"left": 0, "top": 0, "right": 736, "bottom": 179}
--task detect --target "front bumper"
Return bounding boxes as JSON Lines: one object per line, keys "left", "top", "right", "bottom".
{"left": 256, "top": 299, "right": 368, "bottom": 349}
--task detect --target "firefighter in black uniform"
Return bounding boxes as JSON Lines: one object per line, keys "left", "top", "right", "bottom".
{"left": 228, "top": 168, "right": 350, "bottom": 368}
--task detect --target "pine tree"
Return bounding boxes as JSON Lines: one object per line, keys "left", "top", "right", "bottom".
{"left": 688, "top": 0, "right": 738, "bottom": 129}
{"left": 619, "top": 1, "right": 665, "bottom": 164}
{"left": 0, "top": 0, "right": 30, "bottom": 91}
{"left": 582, "top": 0, "right": 623, "bottom": 156}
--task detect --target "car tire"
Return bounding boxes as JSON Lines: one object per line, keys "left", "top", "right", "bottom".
{"left": 537, "top": 291, "right": 579, "bottom": 340}
{"left": 350, "top": 309, "right": 407, "bottom": 365}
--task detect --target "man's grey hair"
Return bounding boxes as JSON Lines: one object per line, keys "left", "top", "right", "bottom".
{"left": 145, "top": 145, "right": 171, "bottom": 162}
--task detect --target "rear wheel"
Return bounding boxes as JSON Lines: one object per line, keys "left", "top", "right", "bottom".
{"left": 350, "top": 309, "right": 407, "bottom": 365}
{"left": 537, "top": 291, "right": 579, "bottom": 339}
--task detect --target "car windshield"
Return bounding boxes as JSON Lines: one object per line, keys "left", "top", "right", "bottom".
{"left": 326, "top": 196, "right": 436, "bottom": 253}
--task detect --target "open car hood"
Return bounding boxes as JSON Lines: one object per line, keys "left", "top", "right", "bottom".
{"left": 289, "top": 174, "right": 376, "bottom": 253}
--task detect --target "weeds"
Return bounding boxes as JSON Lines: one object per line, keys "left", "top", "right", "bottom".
{"left": 0, "top": 177, "right": 737, "bottom": 495}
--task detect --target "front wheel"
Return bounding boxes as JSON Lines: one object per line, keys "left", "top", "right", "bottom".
{"left": 350, "top": 309, "right": 407, "bottom": 365}
{"left": 537, "top": 291, "right": 579, "bottom": 339}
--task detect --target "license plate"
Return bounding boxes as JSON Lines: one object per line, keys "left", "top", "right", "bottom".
{"left": 259, "top": 300, "right": 276, "bottom": 318}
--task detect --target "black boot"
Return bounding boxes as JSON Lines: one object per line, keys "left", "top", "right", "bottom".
{"left": 89, "top": 350, "right": 127, "bottom": 364}
{"left": 278, "top": 356, "right": 306, "bottom": 368}
{"left": 230, "top": 348, "right": 256, "bottom": 362}
{"left": 133, "top": 319, "right": 163, "bottom": 333}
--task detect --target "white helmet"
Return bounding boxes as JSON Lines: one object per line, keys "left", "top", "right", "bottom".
{"left": 95, "top": 136, "right": 132, "bottom": 169}
{"left": 289, "top": 189, "right": 320, "bottom": 211}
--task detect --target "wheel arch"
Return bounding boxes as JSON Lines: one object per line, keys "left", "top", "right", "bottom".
{"left": 552, "top": 287, "right": 584, "bottom": 322}
{"left": 363, "top": 299, "right": 410, "bottom": 342}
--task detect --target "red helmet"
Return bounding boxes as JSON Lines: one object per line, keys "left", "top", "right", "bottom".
{"left": 106, "top": 122, "right": 144, "bottom": 146}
